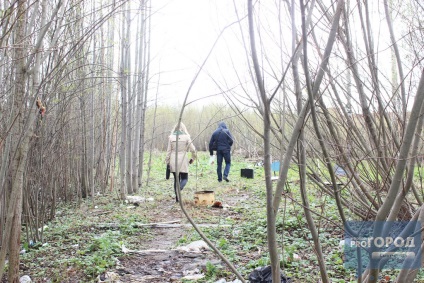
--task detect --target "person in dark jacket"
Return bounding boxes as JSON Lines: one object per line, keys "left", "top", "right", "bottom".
{"left": 209, "top": 122, "right": 234, "bottom": 182}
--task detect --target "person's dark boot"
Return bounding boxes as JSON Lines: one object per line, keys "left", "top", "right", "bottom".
{"left": 224, "top": 177, "right": 230, "bottom": 182}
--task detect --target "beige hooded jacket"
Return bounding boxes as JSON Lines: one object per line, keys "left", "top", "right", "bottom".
{"left": 165, "top": 123, "right": 196, "bottom": 173}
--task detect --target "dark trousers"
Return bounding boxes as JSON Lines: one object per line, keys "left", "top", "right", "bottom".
{"left": 172, "top": 172, "right": 188, "bottom": 201}
{"left": 216, "top": 150, "right": 231, "bottom": 181}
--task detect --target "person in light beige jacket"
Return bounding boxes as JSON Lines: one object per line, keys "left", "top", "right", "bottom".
{"left": 165, "top": 122, "right": 196, "bottom": 202}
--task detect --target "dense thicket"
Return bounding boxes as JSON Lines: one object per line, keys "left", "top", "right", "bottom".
{"left": 1, "top": 0, "right": 424, "bottom": 282}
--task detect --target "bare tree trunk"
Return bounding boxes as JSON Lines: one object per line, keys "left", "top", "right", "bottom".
{"left": 0, "top": 130, "right": 12, "bottom": 247}
{"left": 396, "top": 204, "right": 424, "bottom": 283}
{"left": 80, "top": 97, "right": 89, "bottom": 199}
{"left": 6, "top": 145, "right": 27, "bottom": 283}
{"left": 133, "top": 1, "right": 145, "bottom": 193}
{"left": 97, "top": 4, "right": 107, "bottom": 192}
{"left": 297, "top": 1, "right": 330, "bottom": 282}
{"left": 366, "top": 70, "right": 424, "bottom": 283}
{"left": 125, "top": 2, "right": 133, "bottom": 195}
{"left": 119, "top": 2, "right": 128, "bottom": 199}
{"left": 0, "top": 1, "right": 36, "bottom": 280}
{"left": 110, "top": 103, "right": 119, "bottom": 193}
{"left": 146, "top": 78, "right": 159, "bottom": 187}
{"left": 247, "top": 1, "right": 280, "bottom": 281}
{"left": 138, "top": 4, "right": 150, "bottom": 189}
{"left": 90, "top": 0, "right": 96, "bottom": 198}
{"left": 104, "top": 0, "right": 116, "bottom": 190}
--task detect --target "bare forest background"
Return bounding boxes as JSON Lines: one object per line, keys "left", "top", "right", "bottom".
{"left": 0, "top": 0, "right": 424, "bottom": 282}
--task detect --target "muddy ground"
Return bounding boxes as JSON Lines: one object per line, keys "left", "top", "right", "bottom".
{"left": 103, "top": 192, "right": 248, "bottom": 283}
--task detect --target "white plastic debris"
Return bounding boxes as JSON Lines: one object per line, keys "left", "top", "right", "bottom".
{"left": 19, "top": 275, "right": 32, "bottom": 283}
{"left": 292, "top": 253, "right": 301, "bottom": 261}
{"left": 126, "top": 196, "right": 154, "bottom": 205}
{"left": 121, "top": 244, "right": 132, "bottom": 254}
{"left": 232, "top": 229, "right": 240, "bottom": 236}
{"left": 182, "top": 268, "right": 204, "bottom": 280}
{"left": 115, "top": 258, "right": 122, "bottom": 268}
{"left": 183, "top": 268, "right": 200, "bottom": 275}
{"left": 183, "top": 274, "right": 205, "bottom": 280}
{"left": 38, "top": 225, "right": 48, "bottom": 232}
{"left": 105, "top": 271, "right": 120, "bottom": 281}
{"left": 177, "top": 240, "right": 210, "bottom": 253}
{"left": 98, "top": 271, "right": 121, "bottom": 283}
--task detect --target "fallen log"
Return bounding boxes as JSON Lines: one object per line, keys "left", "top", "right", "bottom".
{"left": 96, "top": 220, "right": 181, "bottom": 229}
{"left": 96, "top": 221, "right": 230, "bottom": 229}
{"left": 142, "top": 223, "right": 231, "bottom": 228}
{"left": 122, "top": 246, "right": 169, "bottom": 254}
{"left": 122, "top": 240, "right": 211, "bottom": 255}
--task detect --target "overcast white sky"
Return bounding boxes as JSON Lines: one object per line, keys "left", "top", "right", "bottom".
{"left": 149, "top": 0, "right": 246, "bottom": 107}
{"left": 147, "top": 0, "right": 411, "bottom": 112}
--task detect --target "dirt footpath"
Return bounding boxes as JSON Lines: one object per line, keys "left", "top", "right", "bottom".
{"left": 107, "top": 200, "right": 226, "bottom": 283}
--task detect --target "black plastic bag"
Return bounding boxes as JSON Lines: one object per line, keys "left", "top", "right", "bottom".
{"left": 166, "top": 164, "right": 170, "bottom": 180}
{"left": 248, "top": 266, "right": 292, "bottom": 283}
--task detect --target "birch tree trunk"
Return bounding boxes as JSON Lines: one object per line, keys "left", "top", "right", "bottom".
{"left": 139, "top": 0, "right": 151, "bottom": 188}
{"left": 133, "top": 1, "right": 146, "bottom": 192}
{"left": 90, "top": 0, "right": 96, "bottom": 198}
{"left": 105, "top": 0, "right": 116, "bottom": 191}
{"left": 97, "top": 1, "right": 107, "bottom": 192}
{"left": 125, "top": 4, "right": 134, "bottom": 195}
{"left": 119, "top": 2, "right": 128, "bottom": 199}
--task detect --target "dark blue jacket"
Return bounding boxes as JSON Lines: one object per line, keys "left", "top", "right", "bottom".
{"left": 209, "top": 122, "right": 233, "bottom": 155}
